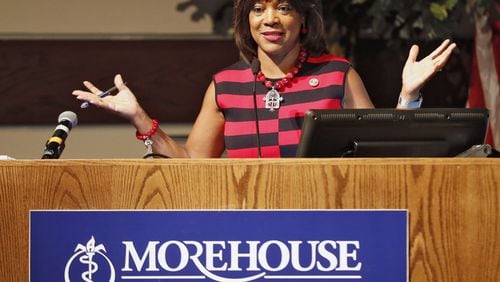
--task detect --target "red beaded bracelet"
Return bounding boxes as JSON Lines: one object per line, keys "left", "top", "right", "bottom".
{"left": 136, "top": 119, "right": 159, "bottom": 140}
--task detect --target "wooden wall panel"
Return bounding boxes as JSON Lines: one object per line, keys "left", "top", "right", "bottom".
{"left": 0, "top": 39, "right": 472, "bottom": 125}
{"left": 0, "top": 39, "right": 239, "bottom": 124}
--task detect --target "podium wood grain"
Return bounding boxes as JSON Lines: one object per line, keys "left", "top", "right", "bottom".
{"left": 0, "top": 158, "right": 498, "bottom": 281}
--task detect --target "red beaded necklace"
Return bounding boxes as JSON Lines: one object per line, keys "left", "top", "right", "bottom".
{"left": 257, "top": 47, "right": 308, "bottom": 111}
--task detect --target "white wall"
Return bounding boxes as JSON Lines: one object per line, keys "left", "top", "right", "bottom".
{"left": 0, "top": 124, "right": 190, "bottom": 159}
{"left": 0, "top": 0, "right": 212, "bottom": 35}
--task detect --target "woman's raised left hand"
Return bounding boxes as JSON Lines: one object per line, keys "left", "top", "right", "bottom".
{"left": 401, "top": 39, "right": 457, "bottom": 99}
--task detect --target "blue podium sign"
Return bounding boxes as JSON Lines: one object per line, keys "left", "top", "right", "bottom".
{"left": 30, "top": 210, "right": 407, "bottom": 282}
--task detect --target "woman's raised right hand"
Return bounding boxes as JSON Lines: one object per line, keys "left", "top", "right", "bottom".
{"left": 72, "top": 74, "right": 140, "bottom": 120}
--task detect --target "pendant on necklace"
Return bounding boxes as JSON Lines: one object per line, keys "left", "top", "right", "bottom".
{"left": 263, "top": 88, "right": 283, "bottom": 112}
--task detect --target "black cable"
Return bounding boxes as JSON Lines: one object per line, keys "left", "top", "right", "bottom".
{"left": 251, "top": 58, "right": 262, "bottom": 158}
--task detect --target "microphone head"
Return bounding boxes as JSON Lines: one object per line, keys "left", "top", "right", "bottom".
{"left": 58, "top": 111, "right": 78, "bottom": 128}
{"left": 250, "top": 58, "right": 261, "bottom": 75}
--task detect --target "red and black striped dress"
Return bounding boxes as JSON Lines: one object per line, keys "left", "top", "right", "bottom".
{"left": 214, "top": 54, "right": 350, "bottom": 158}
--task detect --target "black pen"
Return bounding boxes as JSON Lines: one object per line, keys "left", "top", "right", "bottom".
{"left": 80, "top": 82, "right": 127, "bottom": 109}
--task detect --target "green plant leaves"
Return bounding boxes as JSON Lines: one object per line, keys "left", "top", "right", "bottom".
{"left": 430, "top": 3, "right": 449, "bottom": 21}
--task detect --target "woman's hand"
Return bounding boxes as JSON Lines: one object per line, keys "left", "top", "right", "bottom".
{"left": 401, "top": 39, "right": 457, "bottom": 99}
{"left": 72, "top": 74, "right": 140, "bottom": 120}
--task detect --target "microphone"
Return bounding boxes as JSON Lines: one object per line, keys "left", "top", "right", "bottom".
{"left": 251, "top": 58, "right": 261, "bottom": 75}
{"left": 41, "top": 111, "right": 78, "bottom": 159}
{"left": 251, "top": 58, "right": 262, "bottom": 158}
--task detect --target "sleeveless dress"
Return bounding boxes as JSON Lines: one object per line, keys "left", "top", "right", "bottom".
{"left": 214, "top": 54, "right": 350, "bottom": 158}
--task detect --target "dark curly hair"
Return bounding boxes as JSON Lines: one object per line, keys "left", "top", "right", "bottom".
{"left": 233, "top": 0, "right": 328, "bottom": 63}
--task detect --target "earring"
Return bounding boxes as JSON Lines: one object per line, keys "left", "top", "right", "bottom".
{"left": 301, "top": 24, "right": 308, "bottom": 34}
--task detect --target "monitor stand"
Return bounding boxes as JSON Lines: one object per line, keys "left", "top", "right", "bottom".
{"left": 455, "top": 144, "right": 492, "bottom": 157}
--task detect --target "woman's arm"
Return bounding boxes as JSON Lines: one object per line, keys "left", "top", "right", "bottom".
{"left": 343, "top": 39, "right": 456, "bottom": 109}
{"left": 184, "top": 81, "right": 225, "bottom": 157}
{"left": 398, "top": 39, "right": 457, "bottom": 108}
{"left": 134, "top": 81, "right": 225, "bottom": 158}
{"left": 342, "top": 67, "right": 374, "bottom": 109}
{"left": 73, "top": 75, "right": 225, "bottom": 158}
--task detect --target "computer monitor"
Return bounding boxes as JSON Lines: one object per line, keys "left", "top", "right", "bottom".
{"left": 296, "top": 108, "right": 489, "bottom": 157}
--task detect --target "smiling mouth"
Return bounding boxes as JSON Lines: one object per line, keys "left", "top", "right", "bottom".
{"left": 262, "top": 31, "right": 285, "bottom": 42}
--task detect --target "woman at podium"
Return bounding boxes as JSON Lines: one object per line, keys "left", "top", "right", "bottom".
{"left": 73, "top": 0, "right": 456, "bottom": 158}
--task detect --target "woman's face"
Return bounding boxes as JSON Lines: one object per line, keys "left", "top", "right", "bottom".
{"left": 249, "top": 0, "right": 303, "bottom": 58}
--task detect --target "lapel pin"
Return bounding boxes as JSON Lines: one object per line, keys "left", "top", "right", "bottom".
{"left": 309, "top": 78, "right": 319, "bottom": 87}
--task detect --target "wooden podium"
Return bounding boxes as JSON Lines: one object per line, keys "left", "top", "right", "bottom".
{"left": 0, "top": 158, "right": 498, "bottom": 281}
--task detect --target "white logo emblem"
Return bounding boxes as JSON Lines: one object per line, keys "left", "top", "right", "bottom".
{"left": 64, "top": 236, "right": 116, "bottom": 282}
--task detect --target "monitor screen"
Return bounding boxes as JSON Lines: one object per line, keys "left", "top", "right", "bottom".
{"left": 296, "top": 108, "right": 489, "bottom": 157}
